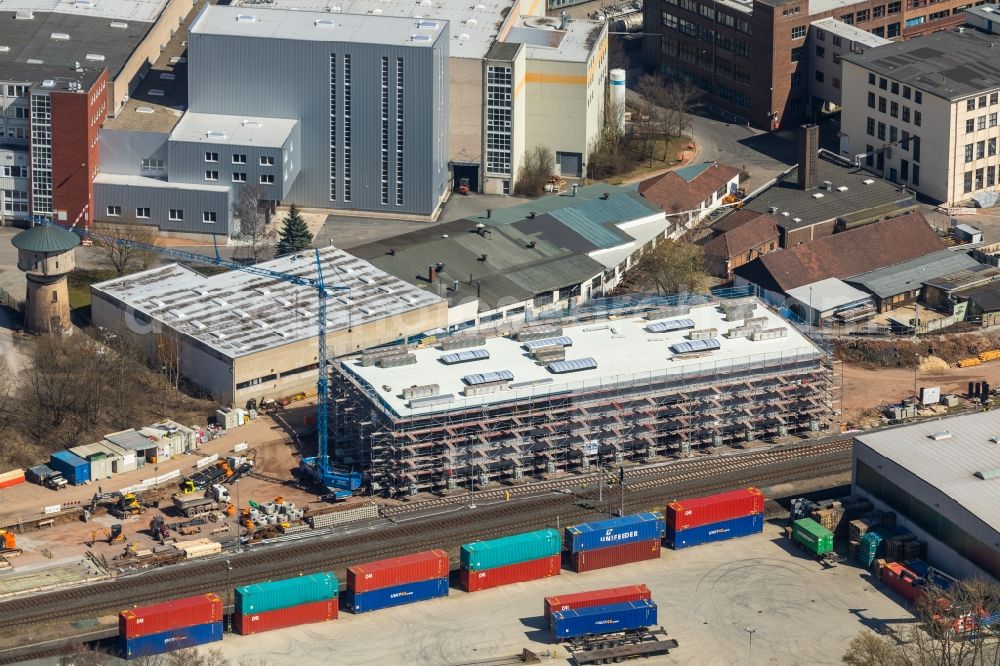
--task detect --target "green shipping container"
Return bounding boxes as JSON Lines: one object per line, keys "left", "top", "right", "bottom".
{"left": 791, "top": 518, "right": 834, "bottom": 556}
{"left": 460, "top": 528, "right": 561, "bottom": 571}
{"left": 235, "top": 572, "right": 338, "bottom": 615}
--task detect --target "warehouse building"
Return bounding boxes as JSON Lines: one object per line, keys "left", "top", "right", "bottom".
{"left": 845, "top": 249, "right": 983, "bottom": 313}
{"left": 853, "top": 412, "right": 1000, "bottom": 580}
{"left": 91, "top": 247, "right": 447, "bottom": 406}
{"left": 331, "top": 297, "right": 835, "bottom": 496}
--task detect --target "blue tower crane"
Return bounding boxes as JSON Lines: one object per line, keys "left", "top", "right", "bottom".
{"left": 27, "top": 216, "right": 362, "bottom": 497}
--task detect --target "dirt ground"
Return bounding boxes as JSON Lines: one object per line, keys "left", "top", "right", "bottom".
{"left": 0, "top": 408, "right": 330, "bottom": 571}
{"left": 840, "top": 360, "right": 1000, "bottom": 424}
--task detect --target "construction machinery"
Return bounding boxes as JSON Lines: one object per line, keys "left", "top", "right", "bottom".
{"left": 103, "top": 524, "right": 126, "bottom": 544}
{"left": 172, "top": 493, "right": 228, "bottom": 519}
{"left": 458, "top": 177, "right": 471, "bottom": 195}
{"left": 148, "top": 515, "right": 169, "bottom": 544}
{"left": 0, "top": 530, "right": 22, "bottom": 557}
{"left": 181, "top": 459, "right": 234, "bottom": 494}
{"left": 89, "top": 491, "right": 144, "bottom": 519}
{"left": 30, "top": 216, "right": 359, "bottom": 498}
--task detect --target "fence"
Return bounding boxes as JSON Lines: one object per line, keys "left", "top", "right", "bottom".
{"left": 0, "top": 286, "right": 21, "bottom": 313}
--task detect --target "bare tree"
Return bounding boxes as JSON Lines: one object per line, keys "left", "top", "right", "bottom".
{"left": 94, "top": 220, "right": 160, "bottom": 276}
{"left": 234, "top": 184, "right": 274, "bottom": 264}
{"left": 633, "top": 240, "right": 709, "bottom": 295}
{"left": 154, "top": 328, "right": 183, "bottom": 411}
{"left": 514, "top": 145, "right": 555, "bottom": 197}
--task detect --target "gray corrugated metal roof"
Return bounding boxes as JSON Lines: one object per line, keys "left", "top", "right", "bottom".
{"left": 854, "top": 411, "right": 1000, "bottom": 534}
{"left": 104, "top": 430, "right": 156, "bottom": 451}
{"left": 845, "top": 250, "right": 983, "bottom": 299}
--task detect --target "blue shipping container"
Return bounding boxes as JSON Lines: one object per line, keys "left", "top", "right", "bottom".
{"left": 49, "top": 450, "right": 90, "bottom": 486}
{"left": 345, "top": 577, "right": 449, "bottom": 614}
{"left": 551, "top": 600, "right": 658, "bottom": 639}
{"left": 122, "top": 621, "right": 223, "bottom": 659}
{"left": 565, "top": 512, "right": 665, "bottom": 553}
{"left": 665, "top": 513, "right": 763, "bottom": 549}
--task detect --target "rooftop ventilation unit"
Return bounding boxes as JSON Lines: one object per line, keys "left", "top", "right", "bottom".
{"left": 974, "top": 468, "right": 1000, "bottom": 480}
{"left": 781, "top": 211, "right": 790, "bottom": 216}
{"left": 465, "top": 17, "right": 478, "bottom": 25}
{"left": 929, "top": 430, "right": 952, "bottom": 441}
{"left": 110, "top": 21, "right": 128, "bottom": 28}
{"left": 169, "top": 56, "right": 186, "bottom": 64}
{"left": 408, "top": 393, "right": 455, "bottom": 408}
{"left": 30, "top": 60, "right": 47, "bottom": 66}
{"left": 767, "top": 207, "right": 778, "bottom": 214}
{"left": 50, "top": 33, "right": 71, "bottom": 41}
{"left": 411, "top": 33, "right": 432, "bottom": 41}
{"left": 75, "top": 0, "right": 94, "bottom": 7}
{"left": 863, "top": 178, "right": 875, "bottom": 185}
{"left": 836, "top": 186, "right": 849, "bottom": 192}
{"left": 418, "top": 19, "right": 439, "bottom": 29}
{"left": 811, "top": 192, "right": 824, "bottom": 199}
{"left": 330, "top": 6, "right": 342, "bottom": 12}
{"left": 236, "top": 14, "right": 257, "bottom": 22}
{"left": 158, "top": 71, "right": 174, "bottom": 79}
{"left": 821, "top": 180, "right": 833, "bottom": 190}
{"left": 377, "top": 353, "right": 417, "bottom": 368}
{"left": 315, "top": 18, "right": 335, "bottom": 27}
{"left": 439, "top": 335, "right": 486, "bottom": 351}
{"left": 206, "top": 130, "right": 226, "bottom": 139}
{"left": 242, "top": 119, "right": 262, "bottom": 127}
{"left": 547, "top": 357, "right": 597, "bottom": 374}
{"left": 213, "top": 331, "right": 227, "bottom": 340}
{"left": 192, "top": 320, "right": 207, "bottom": 330}
{"left": 296, "top": 307, "right": 312, "bottom": 317}
{"left": 86, "top": 53, "right": 106, "bottom": 62}
{"left": 233, "top": 308, "right": 250, "bottom": 318}
{"left": 276, "top": 296, "right": 292, "bottom": 307}
{"left": 402, "top": 384, "right": 440, "bottom": 399}
{"left": 792, "top": 217, "right": 802, "bottom": 223}
{"left": 370, "top": 8, "right": 383, "bottom": 13}
{"left": 15, "top": 10, "right": 34, "bottom": 19}
{"left": 40, "top": 78, "right": 55, "bottom": 87}
{"left": 440, "top": 349, "right": 490, "bottom": 364}
{"left": 0, "top": 46, "right": 9, "bottom": 53}
{"left": 148, "top": 89, "right": 165, "bottom": 97}
{"left": 255, "top": 320, "right": 269, "bottom": 329}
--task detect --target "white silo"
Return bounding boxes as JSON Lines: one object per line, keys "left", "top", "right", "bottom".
{"left": 609, "top": 68, "right": 626, "bottom": 135}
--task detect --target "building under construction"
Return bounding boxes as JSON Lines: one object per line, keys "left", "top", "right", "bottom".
{"left": 331, "top": 297, "right": 837, "bottom": 496}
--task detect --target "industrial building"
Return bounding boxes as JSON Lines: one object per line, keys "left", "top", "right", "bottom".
{"left": 348, "top": 184, "right": 667, "bottom": 329}
{"left": 853, "top": 412, "right": 1000, "bottom": 580}
{"left": 841, "top": 17, "right": 1000, "bottom": 204}
{"left": 90, "top": 247, "right": 447, "bottom": 406}
{"left": 0, "top": 0, "right": 197, "bottom": 226}
{"left": 228, "top": 0, "right": 608, "bottom": 194}
{"left": 330, "top": 297, "right": 835, "bottom": 496}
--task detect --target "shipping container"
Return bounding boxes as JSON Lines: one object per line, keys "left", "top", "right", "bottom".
{"left": 461, "top": 554, "right": 561, "bottom": 592}
{"left": 119, "top": 593, "right": 223, "bottom": 639}
{"left": 235, "top": 572, "right": 338, "bottom": 615}
{"left": 551, "top": 600, "right": 658, "bottom": 639}
{"left": 460, "top": 528, "right": 561, "bottom": 571}
{"left": 344, "top": 577, "right": 449, "bottom": 613}
{"left": 544, "top": 584, "right": 652, "bottom": 621}
{"left": 565, "top": 512, "right": 664, "bottom": 553}
{"left": 791, "top": 518, "right": 834, "bottom": 556}
{"left": 0, "top": 469, "right": 25, "bottom": 489}
{"left": 348, "top": 549, "right": 449, "bottom": 593}
{"left": 571, "top": 538, "right": 661, "bottom": 573}
{"left": 881, "top": 563, "right": 924, "bottom": 605}
{"left": 122, "top": 621, "right": 223, "bottom": 660}
{"left": 665, "top": 513, "right": 764, "bottom": 549}
{"left": 233, "top": 599, "right": 337, "bottom": 635}
{"left": 48, "top": 450, "right": 90, "bottom": 486}
{"left": 665, "top": 487, "right": 764, "bottom": 531}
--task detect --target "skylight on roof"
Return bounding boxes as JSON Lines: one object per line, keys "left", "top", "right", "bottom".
{"left": 136, "top": 106, "right": 155, "bottom": 114}
{"left": 148, "top": 89, "right": 165, "bottom": 97}
{"left": 236, "top": 14, "right": 257, "bottom": 22}
{"left": 86, "top": 54, "right": 106, "bottom": 62}
{"left": 411, "top": 33, "right": 432, "bottom": 41}
{"left": 110, "top": 21, "right": 128, "bottom": 29}
{"left": 50, "top": 32, "right": 71, "bottom": 41}
{"left": 315, "top": 18, "right": 335, "bottom": 27}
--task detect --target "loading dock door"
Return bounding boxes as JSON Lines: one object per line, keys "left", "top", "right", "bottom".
{"left": 452, "top": 163, "right": 480, "bottom": 193}
{"left": 556, "top": 152, "right": 583, "bottom": 178}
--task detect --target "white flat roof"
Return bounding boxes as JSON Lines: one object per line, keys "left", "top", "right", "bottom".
{"left": 507, "top": 16, "right": 605, "bottom": 64}
{"left": 810, "top": 18, "right": 891, "bottom": 48}
{"left": 94, "top": 173, "right": 231, "bottom": 192}
{"left": 231, "top": 0, "right": 512, "bottom": 59}
{"left": 785, "top": 278, "right": 871, "bottom": 312}
{"left": 192, "top": 5, "right": 446, "bottom": 47}
{"left": 854, "top": 411, "right": 1000, "bottom": 534}
{"left": 92, "top": 246, "right": 444, "bottom": 359}
{"left": 0, "top": 0, "right": 168, "bottom": 22}
{"left": 341, "top": 299, "right": 824, "bottom": 417}
{"left": 171, "top": 112, "right": 297, "bottom": 148}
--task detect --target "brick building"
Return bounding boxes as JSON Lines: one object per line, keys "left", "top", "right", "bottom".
{"left": 643, "top": 0, "right": 986, "bottom": 129}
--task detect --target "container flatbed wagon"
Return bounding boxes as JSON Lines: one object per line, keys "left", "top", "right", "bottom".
{"left": 567, "top": 627, "right": 678, "bottom": 665}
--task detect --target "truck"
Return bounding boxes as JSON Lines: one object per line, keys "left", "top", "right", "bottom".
{"left": 28, "top": 464, "right": 67, "bottom": 490}
{"left": 172, "top": 494, "right": 227, "bottom": 518}
{"left": 790, "top": 518, "right": 835, "bottom": 558}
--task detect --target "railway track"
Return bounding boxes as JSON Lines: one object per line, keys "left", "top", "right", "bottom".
{"left": 0, "top": 439, "right": 851, "bottom": 642}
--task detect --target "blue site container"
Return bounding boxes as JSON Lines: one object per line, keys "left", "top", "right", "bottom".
{"left": 345, "top": 577, "right": 449, "bottom": 614}
{"left": 49, "top": 450, "right": 90, "bottom": 486}
{"left": 122, "top": 621, "right": 223, "bottom": 659}
{"left": 565, "top": 512, "right": 665, "bottom": 553}
{"left": 551, "top": 600, "right": 658, "bottom": 639}
{"left": 665, "top": 513, "right": 763, "bottom": 549}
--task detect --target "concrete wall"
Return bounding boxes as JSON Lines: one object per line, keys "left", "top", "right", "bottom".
{"left": 100, "top": 129, "right": 170, "bottom": 176}
{"left": 110, "top": 0, "right": 195, "bottom": 116}
{"left": 449, "top": 58, "right": 483, "bottom": 171}
{"left": 187, "top": 25, "right": 449, "bottom": 216}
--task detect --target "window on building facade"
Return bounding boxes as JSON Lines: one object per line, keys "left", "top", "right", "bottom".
{"left": 965, "top": 171, "right": 974, "bottom": 193}
{"left": 867, "top": 117, "right": 875, "bottom": 136}
{"left": 866, "top": 144, "right": 875, "bottom": 166}
{"left": 914, "top": 91, "right": 922, "bottom": 103}
{"left": 879, "top": 77, "right": 888, "bottom": 90}
{"left": 976, "top": 168, "right": 985, "bottom": 189}
{"left": 857, "top": 8, "right": 869, "bottom": 21}
{"left": 5, "top": 85, "right": 27, "bottom": 97}
{"left": 991, "top": 112, "right": 998, "bottom": 127}
{"left": 902, "top": 106, "right": 910, "bottom": 122}
{"left": 902, "top": 130, "right": 910, "bottom": 150}
{"left": 791, "top": 25, "right": 805, "bottom": 38}
{"left": 990, "top": 138, "right": 997, "bottom": 156}
{"left": 136, "top": 207, "right": 150, "bottom": 218}
{"left": 816, "top": 28, "right": 825, "bottom": 40}
{"left": 140, "top": 158, "right": 165, "bottom": 171}
{"left": 874, "top": 4, "right": 885, "bottom": 16}
{"left": 878, "top": 97, "right": 887, "bottom": 112}
{"left": 979, "top": 115, "right": 987, "bottom": 130}
{"left": 205, "top": 170, "right": 218, "bottom": 180}
{"left": 791, "top": 71, "right": 803, "bottom": 89}
{"left": 815, "top": 71, "right": 824, "bottom": 83}
{"left": 912, "top": 163, "right": 919, "bottom": 186}
{"left": 890, "top": 125, "right": 898, "bottom": 142}
{"left": 840, "top": 13, "right": 853, "bottom": 24}
{"left": 791, "top": 46, "right": 804, "bottom": 62}
{"left": 205, "top": 152, "right": 218, "bottom": 162}
{"left": 1, "top": 165, "right": 25, "bottom": 177}
{"left": 106, "top": 205, "right": 121, "bottom": 217}
{"left": 890, "top": 81, "right": 899, "bottom": 95}
{"left": 913, "top": 136, "right": 921, "bottom": 161}
{"left": 967, "top": 119, "right": 976, "bottom": 133}
{"left": 815, "top": 46, "right": 825, "bottom": 58}
{"left": 888, "top": 22, "right": 900, "bottom": 37}
{"left": 868, "top": 92, "right": 876, "bottom": 108}
{"left": 980, "top": 95, "right": 988, "bottom": 108}
{"left": 914, "top": 110, "right": 922, "bottom": 126}
{"left": 833, "top": 77, "right": 841, "bottom": 90}
{"left": 868, "top": 73, "right": 876, "bottom": 85}
{"left": 902, "top": 85, "right": 911, "bottom": 99}
{"left": 203, "top": 211, "right": 217, "bottom": 223}
{"left": 232, "top": 154, "right": 247, "bottom": 164}
{"left": 878, "top": 121, "right": 886, "bottom": 140}
{"left": 260, "top": 155, "right": 275, "bottom": 166}
{"left": 890, "top": 101, "right": 898, "bottom": 117}
{"left": 989, "top": 166, "right": 997, "bottom": 188}
{"left": 968, "top": 99, "right": 977, "bottom": 112}
{"left": 966, "top": 144, "right": 975, "bottom": 162}
{"left": 978, "top": 141, "right": 986, "bottom": 159}
{"left": 232, "top": 172, "right": 246, "bottom": 182}
{"left": 168, "top": 209, "right": 183, "bottom": 222}
{"left": 260, "top": 174, "right": 275, "bottom": 184}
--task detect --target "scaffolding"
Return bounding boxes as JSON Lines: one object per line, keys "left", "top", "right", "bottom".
{"left": 330, "top": 298, "right": 838, "bottom": 497}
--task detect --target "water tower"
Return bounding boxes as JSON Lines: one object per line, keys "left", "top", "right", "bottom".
{"left": 12, "top": 225, "right": 80, "bottom": 335}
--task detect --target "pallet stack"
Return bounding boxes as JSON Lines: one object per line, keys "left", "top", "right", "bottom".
{"left": 461, "top": 529, "right": 561, "bottom": 592}
{"left": 233, "top": 572, "right": 338, "bottom": 635}
{"left": 345, "top": 550, "right": 450, "bottom": 613}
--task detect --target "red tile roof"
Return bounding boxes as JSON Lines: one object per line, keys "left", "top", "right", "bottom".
{"left": 710, "top": 209, "right": 765, "bottom": 233}
{"left": 702, "top": 215, "right": 780, "bottom": 261}
{"left": 639, "top": 162, "right": 742, "bottom": 214}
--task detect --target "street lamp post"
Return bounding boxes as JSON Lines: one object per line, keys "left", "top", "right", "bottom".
{"left": 225, "top": 559, "right": 233, "bottom": 633}
{"left": 744, "top": 626, "right": 758, "bottom": 665}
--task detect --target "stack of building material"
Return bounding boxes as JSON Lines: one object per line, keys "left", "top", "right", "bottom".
{"left": 565, "top": 513, "right": 664, "bottom": 572}
{"left": 233, "top": 572, "right": 338, "bottom": 635}
{"left": 875, "top": 509, "right": 897, "bottom": 528}
{"left": 848, "top": 519, "right": 873, "bottom": 542}
{"left": 791, "top": 518, "right": 834, "bottom": 557}
{"left": 811, "top": 501, "right": 845, "bottom": 534}
{"left": 460, "top": 529, "right": 561, "bottom": 592}
{"left": 663, "top": 488, "right": 765, "bottom": 549}
{"left": 0, "top": 469, "right": 25, "bottom": 489}
{"left": 886, "top": 533, "right": 918, "bottom": 562}
{"left": 544, "top": 585, "right": 652, "bottom": 621}
{"left": 345, "top": 550, "right": 449, "bottom": 613}
{"left": 858, "top": 530, "right": 885, "bottom": 568}
{"left": 551, "top": 600, "right": 658, "bottom": 639}
{"left": 119, "top": 594, "right": 223, "bottom": 659}
{"left": 175, "top": 538, "right": 222, "bottom": 559}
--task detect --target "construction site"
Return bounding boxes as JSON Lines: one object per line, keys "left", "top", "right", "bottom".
{"left": 331, "top": 296, "right": 838, "bottom": 496}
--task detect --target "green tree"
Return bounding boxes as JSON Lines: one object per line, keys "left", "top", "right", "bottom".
{"left": 634, "top": 240, "right": 709, "bottom": 295}
{"left": 275, "top": 205, "right": 313, "bottom": 257}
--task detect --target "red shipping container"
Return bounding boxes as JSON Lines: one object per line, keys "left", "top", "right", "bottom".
{"left": 571, "top": 539, "right": 661, "bottom": 573}
{"left": 665, "top": 487, "right": 764, "bottom": 531}
{"left": 0, "top": 477, "right": 24, "bottom": 489}
{"left": 119, "top": 593, "right": 223, "bottom": 639}
{"left": 544, "top": 584, "right": 652, "bottom": 621}
{"left": 0, "top": 469, "right": 25, "bottom": 489}
{"left": 233, "top": 598, "right": 338, "bottom": 635}
{"left": 348, "top": 549, "right": 450, "bottom": 593}
{"left": 461, "top": 555, "right": 561, "bottom": 592}
{"left": 881, "top": 563, "right": 924, "bottom": 605}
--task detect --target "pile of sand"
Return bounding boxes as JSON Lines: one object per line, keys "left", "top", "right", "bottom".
{"left": 918, "top": 355, "right": 951, "bottom": 373}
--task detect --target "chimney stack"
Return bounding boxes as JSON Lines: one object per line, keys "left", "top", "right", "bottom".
{"left": 798, "top": 124, "right": 819, "bottom": 190}
{"left": 428, "top": 265, "right": 435, "bottom": 283}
